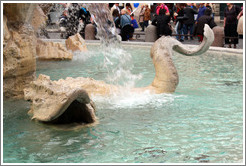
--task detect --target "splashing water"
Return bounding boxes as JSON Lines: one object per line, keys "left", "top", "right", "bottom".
{"left": 87, "top": 3, "right": 142, "bottom": 88}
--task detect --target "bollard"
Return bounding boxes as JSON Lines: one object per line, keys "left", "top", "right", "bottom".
{"left": 145, "top": 25, "right": 158, "bottom": 42}
{"left": 85, "top": 24, "right": 96, "bottom": 40}
{"left": 211, "top": 26, "right": 224, "bottom": 47}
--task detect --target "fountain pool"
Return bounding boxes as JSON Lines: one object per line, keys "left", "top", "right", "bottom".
{"left": 3, "top": 44, "right": 243, "bottom": 163}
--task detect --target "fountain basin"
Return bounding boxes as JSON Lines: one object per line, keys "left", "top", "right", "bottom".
{"left": 3, "top": 41, "right": 243, "bottom": 163}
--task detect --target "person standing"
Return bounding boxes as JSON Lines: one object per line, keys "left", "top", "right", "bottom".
{"left": 183, "top": 3, "right": 198, "bottom": 40}
{"left": 224, "top": 3, "right": 241, "bottom": 48}
{"left": 125, "top": 3, "right": 134, "bottom": 19}
{"left": 152, "top": 9, "right": 172, "bottom": 38}
{"left": 139, "top": 5, "right": 145, "bottom": 31}
{"left": 237, "top": 7, "right": 243, "bottom": 39}
{"left": 196, "top": 3, "right": 206, "bottom": 22}
{"left": 156, "top": 3, "right": 170, "bottom": 15}
{"left": 143, "top": 4, "right": 151, "bottom": 30}
{"left": 111, "top": 3, "right": 121, "bottom": 15}
{"left": 174, "top": 3, "right": 185, "bottom": 42}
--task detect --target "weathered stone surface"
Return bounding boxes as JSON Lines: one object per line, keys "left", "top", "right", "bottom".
{"left": 3, "top": 3, "right": 39, "bottom": 99}
{"left": 24, "top": 74, "right": 97, "bottom": 124}
{"left": 38, "top": 3, "right": 53, "bottom": 15}
{"left": 22, "top": 25, "right": 214, "bottom": 126}
{"left": 145, "top": 25, "right": 158, "bottom": 42}
{"left": 36, "top": 39, "right": 73, "bottom": 60}
{"left": 65, "top": 33, "right": 88, "bottom": 52}
{"left": 211, "top": 26, "right": 224, "bottom": 47}
{"left": 3, "top": 3, "right": 37, "bottom": 25}
{"left": 31, "top": 5, "right": 47, "bottom": 32}
{"left": 3, "top": 15, "right": 10, "bottom": 42}
{"left": 3, "top": 21, "right": 37, "bottom": 98}
{"left": 136, "top": 24, "right": 214, "bottom": 93}
{"left": 85, "top": 24, "right": 96, "bottom": 40}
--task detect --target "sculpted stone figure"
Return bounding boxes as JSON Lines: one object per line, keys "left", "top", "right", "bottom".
{"left": 24, "top": 24, "right": 214, "bottom": 125}
{"left": 24, "top": 75, "right": 97, "bottom": 125}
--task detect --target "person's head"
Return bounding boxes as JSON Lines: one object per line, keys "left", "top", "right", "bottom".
{"left": 159, "top": 9, "right": 166, "bottom": 15}
{"left": 227, "top": 3, "right": 233, "bottom": 7}
{"left": 204, "top": 9, "right": 212, "bottom": 16}
{"left": 180, "top": 3, "right": 185, "bottom": 9}
{"left": 121, "top": 9, "right": 127, "bottom": 15}
{"left": 112, "top": 9, "right": 120, "bottom": 17}
{"left": 126, "top": 3, "right": 131, "bottom": 9}
{"left": 200, "top": 3, "right": 205, "bottom": 7}
{"left": 145, "top": 4, "right": 149, "bottom": 8}
{"left": 115, "top": 3, "right": 119, "bottom": 7}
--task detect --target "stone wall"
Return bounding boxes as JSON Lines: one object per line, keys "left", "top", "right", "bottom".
{"left": 3, "top": 3, "right": 40, "bottom": 98}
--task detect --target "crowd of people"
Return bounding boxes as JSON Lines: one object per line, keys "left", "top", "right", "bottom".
{"left": 46, "top": 3, "right": 243, "bottom": 47}
{"left": 109, "top": 3, "right": 242, "bottom": 46}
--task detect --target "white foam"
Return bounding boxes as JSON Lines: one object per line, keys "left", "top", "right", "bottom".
{"left": 91, "top": 90, "right": 180, "bottom": 109}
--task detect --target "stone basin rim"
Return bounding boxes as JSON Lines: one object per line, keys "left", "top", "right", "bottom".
{"left": 41, "top": 39, "right": 243, "bottom": 55}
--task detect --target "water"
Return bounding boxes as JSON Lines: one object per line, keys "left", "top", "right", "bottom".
{"left": 3, "top": 45, "right": 243, "bottom": 163}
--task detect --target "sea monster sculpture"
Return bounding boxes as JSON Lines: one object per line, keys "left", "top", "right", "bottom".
{"left": 24, "top": 24, "right": 214, "bottom": 125}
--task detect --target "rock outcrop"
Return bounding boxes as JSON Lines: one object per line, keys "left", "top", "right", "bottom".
{"left": 31, "top": 5, "right": 47, "bottom": 32}
{"left": 24, "top": 74, "right": 97, "bottom": 124}
{"left": 65, "top": 33, "right": 88, "bottom": 52}
{"left": 36, "top": 39, "right": 73, "bottom": 60}
{"left": 3, "top": 3, "right": 38, "bottom": 98}
{"left": 3, "top": 3, "right": 51, "bottom": 98}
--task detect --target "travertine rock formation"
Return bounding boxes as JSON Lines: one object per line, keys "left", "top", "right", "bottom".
{"left": 36, "top": 39, "right": 73, "bottom": 60}
{"left": 65, "top": 33, "right": 88, "bottom": 52}
{"left": 24, "top": 74, "right": 97, "bottom": 124}
{"left": 31, "top": 5, "right": 47, "bottom": 32}
{"left": 3, "top": 3, "right": 38, "bottom": 98}
{"left": 23, "top": 24, "right": 214, "bottom": 125}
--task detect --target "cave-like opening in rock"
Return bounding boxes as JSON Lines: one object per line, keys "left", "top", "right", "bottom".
{"left": 45, "top": 100, "right": 94, "bottom": 124}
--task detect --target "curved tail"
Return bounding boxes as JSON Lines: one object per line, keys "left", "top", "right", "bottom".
{"left": 172, "top": 24, "right": 214, "bottom": 56}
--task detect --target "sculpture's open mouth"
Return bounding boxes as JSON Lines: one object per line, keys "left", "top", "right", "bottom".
{"left": 45, "top": 100, "right": 95, "bottom": 124}
{"left": 24, "top": 74, "right": 97, "bottom": 126}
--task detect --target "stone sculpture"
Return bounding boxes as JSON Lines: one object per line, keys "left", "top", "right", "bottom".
{"left": 24, "top": 75, "right": 97, "bottom": 124}
{"left": 24, "top": 24, "right": 214, "bottom": 124}
{"left": 65, "top": 33, "right": 88, "bottom": 52}
{"left": 3, "top": 4, "right": 38, "bottom": 98}
{"left": 36, "top": 39, "right": 73, "bottom": 60}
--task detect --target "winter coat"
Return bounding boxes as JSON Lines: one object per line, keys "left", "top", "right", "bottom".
{"left": 144, "top": 8, "right": 151, "bottom": 21}
{"left": 183, "top": 6, "right": 198, "bottom": 25}
{"left": 152, "top": 14, "right": 172, "bottom": 37}
{"left": 195, "top": 15, "right": 217, "bottom": 35}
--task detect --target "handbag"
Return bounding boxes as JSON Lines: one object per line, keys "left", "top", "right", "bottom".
{"left": 131, "top": 19, "right": 139, "bottom": 29}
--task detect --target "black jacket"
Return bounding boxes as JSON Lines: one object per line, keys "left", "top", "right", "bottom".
{"left": 183, "top": 6, "right": 198, "bottom": 25}
{"left": 195, "top": 15, "right": 216, "bottom": 35}
{"left": 152, "top": 14, "right": 172, "bottom": 37}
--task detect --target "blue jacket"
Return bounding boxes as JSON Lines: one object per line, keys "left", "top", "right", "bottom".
{"left": 197, "top": 6, "right": 206, "bottom": 22}
{"left": 120, "top": 14, "right": 131, "bottom": 28}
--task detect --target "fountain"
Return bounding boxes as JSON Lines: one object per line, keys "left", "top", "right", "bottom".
{"left": 3, "top": 3, "right": 214, "bottom": 124}
{"left": 2, "top": 3, "right": 243, "bottom": 163}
